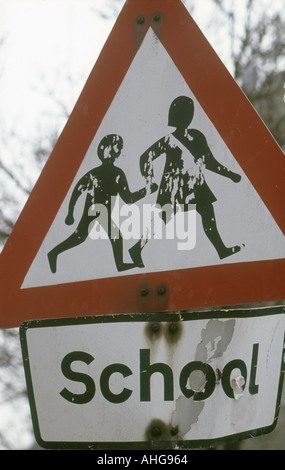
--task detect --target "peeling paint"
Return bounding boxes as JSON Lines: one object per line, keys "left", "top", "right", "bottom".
{"left": 195, "top": 319, "right": 235, "bottom": 362}
{"left": 171, "top": 396, "right": 205, "bottom": 436}
{"left": 171, "top": 318, "right": 236, "bottom": 437}
{"left": 188, "top": 369, "right": 207, "bottom": 392}
{"left": 231, "top": 375, "right": 246, "bottom": 400}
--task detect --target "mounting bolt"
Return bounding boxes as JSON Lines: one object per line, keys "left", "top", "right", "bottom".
{"left": 151, "top": 323, "right": 160, "bottom": 333}
{"left": 137, "top": 15, "right": 145, "bottom": 24}
{"left": 170, "top": 425, "right": 179, "bottom": 436}
{"left": 140, "top": 287, "right": 149, "bottom": 297}
{"left": 151, "top": 426, "right": 162, "bottom": 438}
{"left": 157, "top": 285, "right": 166, "bottom": 296}
{"left": 153, "top": 13, "right": 161, "bottom": 22}
{"left": 169, "top": 323, "right": 178, "bottom": 335}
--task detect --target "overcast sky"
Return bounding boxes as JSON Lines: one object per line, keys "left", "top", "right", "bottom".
{"left": 1, "top": 0, "right": 284, "bottom": 155}
{"left": 0, "top": 0, "right": 116, "bottom": 142}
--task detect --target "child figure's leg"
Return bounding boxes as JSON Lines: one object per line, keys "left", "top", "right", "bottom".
{"left": 48, "top": 215, "right": 94, "bottom": 273}
{"left": 196, "top": 203, "right": 241, "bottom": 259}
{"left": 108, "top": 218, "right": 139, "bottom": 272}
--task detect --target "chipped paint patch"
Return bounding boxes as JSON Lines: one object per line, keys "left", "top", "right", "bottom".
{"left": 171, "top": 318, "right": 236, "bottom": 436}
{"left": 171, "top": 396, "right": 205, "bottom": 436}
{"left": 231, "top": 375, "right": 246, "bottom": 400}
{"left": 196, "top": 319, "right": 235, "bottom": 362}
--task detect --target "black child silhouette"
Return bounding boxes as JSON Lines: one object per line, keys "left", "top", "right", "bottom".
{"left": 129, "top": 96, "right": 243, "bottom": 267}
{"left": 48, "top": 134, "right": 157, "bottom": 273}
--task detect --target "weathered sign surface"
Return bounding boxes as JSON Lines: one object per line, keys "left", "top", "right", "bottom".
{"left": 1, "top": 0, "right": 285, "bottom": 328}
{"left": 20, "top": 305, "right": 285, "bottom": 449}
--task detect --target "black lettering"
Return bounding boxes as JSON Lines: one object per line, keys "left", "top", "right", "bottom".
{"left": 179, "top": 361, "right": 216, "bottom": 400}
{"left": 249, "top": 343, "right": 259, "bottom": 395}
{"left": 100, "top": 363, "right": 133, "bottom": 403}
{"left": 221, "top": 359, "right": 247, "bottom": 399}
{"left": 60, "top": 351, "right": 95, "bottom": 404}
{"left": 140, "top": 349, "right": 174, "bottom": 401}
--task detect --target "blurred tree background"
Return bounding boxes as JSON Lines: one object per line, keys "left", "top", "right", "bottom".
{"left": 0, "top": 0, "right": 284, "bottom": 449}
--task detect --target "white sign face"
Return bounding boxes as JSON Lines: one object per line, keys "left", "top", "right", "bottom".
{"left": 21, "top": 29, "right": 285, "bottom": 289}
{"left": 20, "top": 306, "right": 285, "bottom": 449}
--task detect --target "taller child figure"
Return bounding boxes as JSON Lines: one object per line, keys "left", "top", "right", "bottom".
{"left": 129, "top": 96, "right": 243, "bottom": 267}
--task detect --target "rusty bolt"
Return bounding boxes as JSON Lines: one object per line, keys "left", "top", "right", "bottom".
{"left": 137, "top": 15, "right": 145, "bottom": 24}
{"left": 153, "top": 13, "right": 161, "bottom": 22}
{"left": 151, "top": 323, "right": 160, "bottom": 333}
{"left": 157, "top": 285, "right": 166, "bottom": 296}
{"left": 140, "top": 288, "right": 149, "bottom": 297}
{"left": 169, "top": 323, "right": 178, "bottom": 335}
{"left": 151, "top": 426, "right": 162, "bottom": 438}
{"left": 170, "top": 425, "right": 179, "bottom": 436}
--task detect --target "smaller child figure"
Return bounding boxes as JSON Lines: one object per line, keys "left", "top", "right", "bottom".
{"left": 47, "top": 134, "right": 157, "bottom": 273}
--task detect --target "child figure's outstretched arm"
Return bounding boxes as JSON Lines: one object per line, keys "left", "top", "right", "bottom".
{"left": 117, "top": 169, "right": 157, "bottom": 204}
{"left": 190, "top": 129, "right": 241, "bottom": 182}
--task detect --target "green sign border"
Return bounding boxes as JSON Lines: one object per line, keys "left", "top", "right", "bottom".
{"left": 20, "top": 304, "right": 285, "bottom": 450}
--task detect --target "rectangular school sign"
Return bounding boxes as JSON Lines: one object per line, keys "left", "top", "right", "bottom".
{"left": 20, "top": 305, "right": 285, "bottom": 449}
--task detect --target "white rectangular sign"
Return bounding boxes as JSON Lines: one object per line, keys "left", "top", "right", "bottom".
{"left": 20, "top": 306, "right": 285, "bottom": 449}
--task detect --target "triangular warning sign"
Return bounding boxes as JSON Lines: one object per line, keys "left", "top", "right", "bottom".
{"left": 1, "top": 0, "right": 285, "bottom": 328}
{"left": 21, "top": 29, "right": 285, "bottom": 288}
